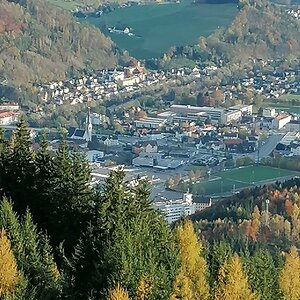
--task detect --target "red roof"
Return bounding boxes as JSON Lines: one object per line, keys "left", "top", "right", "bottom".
{"left": 224, "top": 139, "right": 242, "bottom": 145}
{"left": 0, "top": 111, "right": 16, "bottom": 118}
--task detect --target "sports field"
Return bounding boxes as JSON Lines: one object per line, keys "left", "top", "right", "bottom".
{"left": 189, "top": 165, "right": 300, "bottom": 195}
{"left": 85, "top": 1, "right": 237, "bottom": 59}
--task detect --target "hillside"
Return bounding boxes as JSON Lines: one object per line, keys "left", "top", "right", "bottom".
{"left": 0, "top": 0, "right": 117, "bottom": 88}
{"left": 160, "top": 1, "right": 300, "bottom": 67}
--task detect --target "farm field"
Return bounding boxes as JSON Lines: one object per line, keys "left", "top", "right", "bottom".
{"left": 85, "top": 1, "right": 238, "bottom": 59}
{"left": 182, "top": 165, "right": 300, "bottom": 196}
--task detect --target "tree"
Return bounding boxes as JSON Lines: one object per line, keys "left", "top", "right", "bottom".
{"left": 65, "top": 171, "right": 179, "bottom": 300}
{"left": 107, "top": 284, "right": 131, "bottom": 300}
{"left": 215, "top": 254, "right": 258, "bottom": 300}
{"left": 245, "top": 249, "right": 281, "bottom": 300}
{"left": 171, "top": 220, "right": 210, "bottom": 300}
{"left": 280, "top": 247, "right": 300, "bottom": 300}
{"left": 136, "top": 276, "right": 152, "bottom": 300}
{"left": 0, "top": 229, "right": 19, "bottom": 297}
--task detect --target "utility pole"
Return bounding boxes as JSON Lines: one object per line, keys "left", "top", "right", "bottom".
{"left": 257, "top": 140, "right": 260, "bottom": 164}
{"left": 265, "top": 199, "right": 270, "bottom": 227}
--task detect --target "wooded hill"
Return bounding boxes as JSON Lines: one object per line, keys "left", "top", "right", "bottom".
{"left": 0, "top": 0, "right": 117, "bottom": 88}
{"left": 161, "top": 0, "right": 300, "bottom": 67}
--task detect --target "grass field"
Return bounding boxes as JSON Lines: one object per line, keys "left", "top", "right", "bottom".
{"left": 46, "top": 0, "right": 84, "bottom": 10}
{"left": 188, "top": 165, "right": 300, "bottom": 195}
{"left": 262, "top": 102, "right": 300, "bottom": 114}
{"left": 85, "top": 1, "right": 237, "bottom": 59}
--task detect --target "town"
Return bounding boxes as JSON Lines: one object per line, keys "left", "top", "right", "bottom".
{"left": 2, "top": 59, "right": 300, "bottom": 223}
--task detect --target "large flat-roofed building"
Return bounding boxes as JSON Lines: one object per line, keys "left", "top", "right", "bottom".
{"left": 228, "top": 104, "right": 253, "bottom": 115}
{"left": 287, "top": 120, "right": 300, "bottom": 132}
{"left": 153, "top": 193, "right": 195, "bottom": 224}
{"left": 170, "top": 104, "right": 241, "bottom": 125}
{"left": 134, "top": 117, "right": 167, "bottom": 129}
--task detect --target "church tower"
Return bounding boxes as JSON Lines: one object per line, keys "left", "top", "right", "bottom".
{"left": 85, "top": 107, "right": 92, "bottom": 142}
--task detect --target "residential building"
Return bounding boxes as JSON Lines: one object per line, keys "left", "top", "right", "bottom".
{"left": 263, "top": 108, "right": 276, "bottom": 118}
{"left": 0, "top": 103, "right": 20, "bottom": 111}
{"left": 193, "top": 196, "right": 212, "bottom": 211}
{"left": 272, "top": 114, "right": 291, "bottom": 130}
{"left": 132, "top": 141, "right": 158, "bottom": 154}
{"left": 229, "top": 104, "right": 253, "bottom": 115}
{"left": 153, "top": 192, "right": 196, "bottom": 224}
{"left": 287, "top": 120, "right": 300, "bottom": 132}
{"left": 87, "top": 150, "right": 104, "bottom": 162}
{"left": 0, "top": 111, "right": 19, "bottom": 125}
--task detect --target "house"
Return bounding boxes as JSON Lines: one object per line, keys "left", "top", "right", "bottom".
{"left": 263, "top": 108, "right": 276, "bottom": 118}
{"left": 101, "top": 136, "right": 119, "bottom": 147}
{"left": 0, "top": 103, "right": 20, "bottom": 111}
{"left": 272, "top": 114, "right": 292, "bottom": 130}
{"left": 0, "top": 111, "right": 19, "bottom": 125}
{"left": 193, "top": 196, "right": 212, "bottom": 211}
{"left": 87, "top": 150, "right": 104, "bottom": 162}
{"left": 224, "top": 139, "right": 243, "bottom": 152}
{"left": 132, "top": 141, "right": 158, "bottom": 154}
{"left": 287, "top": 120, "right": 300, "bottom": 132}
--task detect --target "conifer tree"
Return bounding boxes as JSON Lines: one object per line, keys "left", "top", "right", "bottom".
{"left": 107, "top": 284, "right": 131, "bottom": 300}
{"left": 4, "top": 115, "right": 36, "bottom": 213}
{"left": 0, "top": 229, "right": 19, "bottom": 297}
{"left": 171, "top": 220, "right": 210, "bottom": 300}
{"left": 245, "top": 248, "right": 281, "bottom": 300}
{"left": 280, "top": 246, "right": 300, "bottom": 300}
{"left": 214, "top": 254, "right": 258, "bottom": 300}
{"left": 65, "top": 170, "right": 179, "bottom": 300}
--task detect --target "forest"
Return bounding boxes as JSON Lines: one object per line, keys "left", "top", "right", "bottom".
{"left": 0, "top": 118, "right": 300, "bottom": 299}
{"left": 157, "top": 0, "right": 300, "bottom": 69}
{"left": 0, "top": 0, "right": 117, "bottom": 89}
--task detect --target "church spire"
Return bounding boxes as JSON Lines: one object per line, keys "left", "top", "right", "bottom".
{"left": 85, "top": 107, "right": 92, "bottom": 142}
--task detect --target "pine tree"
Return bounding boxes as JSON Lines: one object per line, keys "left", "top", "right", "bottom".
{"left": 245, "top": 248, "right": 281, "bottom": 300}
{"left": 107, "top": 284, "right": 131, "bottom": 300}
{"left": 0, "top": 229, "right": 19, "bottom": 297}
{"left": 66, "top": 171, "right": 179, "bottom": 300}
{"left": 171, "top": 220, "right": 210, "bottom": 300}
{"left": 215, "top": 254, "right": 258, "bottom": 300}
{"left": 4, "top": 115, "right": 36, "bottom": 214}
{"left": 280, "top": 246, "right": 300, "bottom": 300}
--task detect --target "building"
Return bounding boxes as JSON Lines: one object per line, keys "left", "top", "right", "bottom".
{"left": 0, "top": 103, "right": 19, "bottom": 111}
{"left": 87, "top": 150, "right": 104, "bottom": 162}
{"left": 153, "top": 192, "right": 196, "bottom": 224}
{"left": 193, "top": 196, "right": 212, "bottom": 211}
{"left": 0, "top": 111, "right": 19, "bottom": 125}
{"left": 287, "top": 120, "right": 300, "bottom": 132}
{"left": 280, "top": 132, "right": 300, "bottom": 145}
{"left": 229, "top": 104, "right": 253, "bottom": 115}
{"left": 272, "top": 114, "right": 291, "bottom": 130}
{"left": 170, "top": 104, "right": 241, "bottom": 125}
{"left": 134, "top": 117, "right": 167, "bottom": 129}
{"left": 132, "top": 141, "right": 158, "bottom": 154}
{"left": 263, "top": 108, "right": 276, "bottom": 118}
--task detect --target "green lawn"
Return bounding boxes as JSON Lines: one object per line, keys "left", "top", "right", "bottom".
{"left": 262, "top": 102, "right": 300, "bottom": 115}
{"left": 46, "top": 0, "right": 84, "bottom": 10}
{"left": 84, "top": 1, "right": 237, "bottom": 59}
{"left": 182, "top": 165, "right": 300, "bottom": 196}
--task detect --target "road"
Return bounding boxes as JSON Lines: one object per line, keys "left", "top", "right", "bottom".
{"left": 238, "top": 133, "right": 284, "bottom": 162}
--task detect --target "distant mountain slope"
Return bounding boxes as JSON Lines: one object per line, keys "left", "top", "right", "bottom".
{"left": 0, "top": 0, "right": 117, "bottom": 87}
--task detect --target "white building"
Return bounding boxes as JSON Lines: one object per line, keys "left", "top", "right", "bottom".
{"left": 0, "top": 103, "right": 19, "bottom": 111}
{"left": 263, "top": 108, "right": 276, "bottom": 118}
{"left": 153, "top": 193, "right": 196, "bottom": 224}
{"left": 272, "top": 114, "right": 291, "bottom": 130}
{"left": 0, "top": 111, "right": 19, "bottom": 125}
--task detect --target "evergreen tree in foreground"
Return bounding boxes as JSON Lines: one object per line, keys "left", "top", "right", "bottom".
{"left": 64, "top": 170, "right": 179, "bottom": 300}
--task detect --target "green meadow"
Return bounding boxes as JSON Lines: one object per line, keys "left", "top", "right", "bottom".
{"left": 85, "top": 1, "right": 238, "bottom": 59}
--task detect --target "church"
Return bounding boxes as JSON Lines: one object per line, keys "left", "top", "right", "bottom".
{"left": 67, "top": 107, "right": 93, "bottom": 144}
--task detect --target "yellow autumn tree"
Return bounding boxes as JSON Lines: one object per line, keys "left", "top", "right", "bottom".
{"left": 0, "top": 229, "right": 19, "bottom": 297}
{"left": 136, "top": 275, "right": 152, "bottom": 300}
{"left": 280, "top": 246, "right": 300, "bottom": 300}
{"left": 107, "top": 283, "right": 131, "bottom": 300}
{"left": 170, "top": 219, "right": 210, "bottom": 300}
{"left": 214, "top": 254, "right": 258, "bottom": 300}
